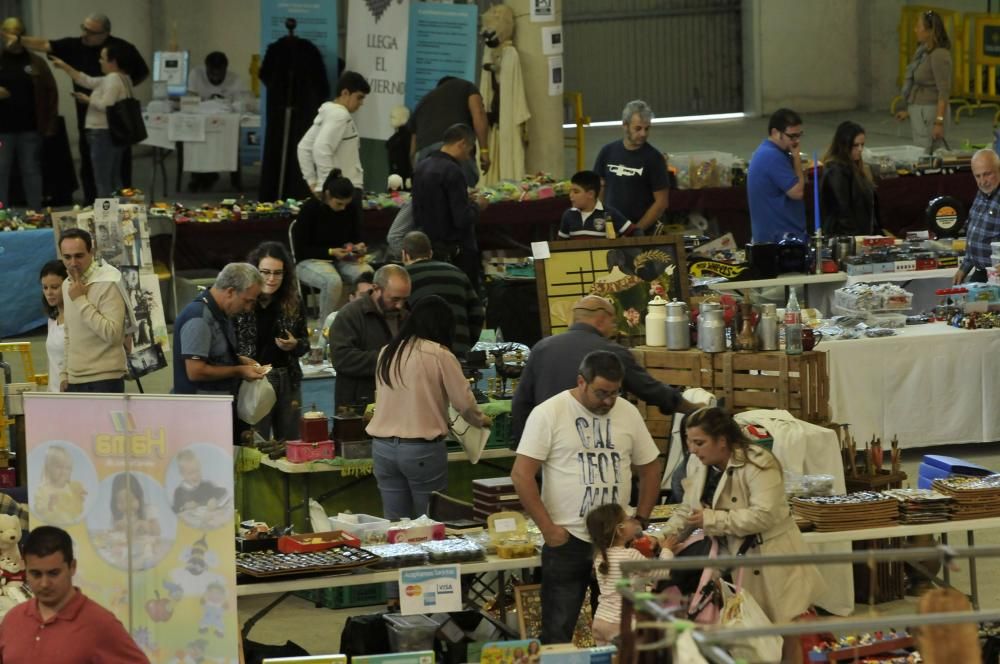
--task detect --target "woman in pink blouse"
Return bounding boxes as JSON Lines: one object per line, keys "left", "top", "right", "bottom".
{"left": 366, "top": 295, "right": 490, "bottom": 519}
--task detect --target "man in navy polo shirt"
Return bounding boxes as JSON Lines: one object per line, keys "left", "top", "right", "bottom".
{"left": 594, "top": 100, "right": 669, "bottom": 233}
{"left": 747, "top": 108, "right": 807, "bottom": 243}
{"left": 173, "top": 263, "right": 267, "bottom": 397}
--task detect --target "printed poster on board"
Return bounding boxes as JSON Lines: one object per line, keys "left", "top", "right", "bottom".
{"left": 24, "top": 393, "right": 237, "bottom": 663}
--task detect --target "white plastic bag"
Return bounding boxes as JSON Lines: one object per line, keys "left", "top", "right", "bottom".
{"left": 720, "top": 573, "right": 783, "bottom": 663}
{"left": 237, "top": 378, "right": 276, "bottom": 425}
{"left": 448, "top": 406, "right": 490, "bottom": 464}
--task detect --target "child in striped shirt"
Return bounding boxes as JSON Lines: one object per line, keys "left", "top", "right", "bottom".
{"left": 586, "top": 503, "right": 677, "bottom": 646}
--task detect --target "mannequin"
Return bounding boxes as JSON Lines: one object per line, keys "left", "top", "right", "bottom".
{"left": 386, "top": 105, "right": 413, "bottom": 189}
{"left": 479, "top": 4, "right": 530, "bottom": 184}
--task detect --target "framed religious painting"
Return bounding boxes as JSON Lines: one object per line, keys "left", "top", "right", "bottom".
{"left": 535, "top": 235, "right": 689, "bottom": 341}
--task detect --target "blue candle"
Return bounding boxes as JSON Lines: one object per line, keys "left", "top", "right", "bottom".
{"left": 813, "top": 151, "right": 820, "bottom": 233}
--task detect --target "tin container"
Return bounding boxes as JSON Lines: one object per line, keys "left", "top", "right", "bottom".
{"left": 756, "top": 303, "right": 779, "bottom": 351}
{"left": 665, "top": 300, "right": 691, "bottom": 350}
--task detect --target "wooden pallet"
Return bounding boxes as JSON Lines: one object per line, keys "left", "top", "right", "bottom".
{"left": 632, "top": 347, "right": 830, "bottom": 425}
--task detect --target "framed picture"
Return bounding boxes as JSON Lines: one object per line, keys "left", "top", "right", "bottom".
{"left": 535, "top": 235, "right": 689, "bottom": 340}
{"left": 513, "top": 583, "right": 594, "bottom": 647}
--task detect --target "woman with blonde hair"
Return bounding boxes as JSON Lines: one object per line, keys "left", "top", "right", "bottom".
{"left": 895, "top": 10, "right": 952, "bottom": 153}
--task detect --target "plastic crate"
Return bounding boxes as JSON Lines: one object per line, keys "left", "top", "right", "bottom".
{"left": 295, "top": 582, "right": 387, "bottom": 609}
{"left": 328, "top": 513, "right": 390, "bottom": 543}
{"left": 384, "top": 613, "right": 439, "bottom": 652}
{"left": 487, "top": 412, "right": 511, "bottom": 448}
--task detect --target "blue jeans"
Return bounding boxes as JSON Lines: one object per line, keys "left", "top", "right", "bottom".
{"left": 256, "top": 367, "right": 301, "bottom": 441}
{"left": 66, "top": 378, "right": 125, "bottom": 393}
{"left": 372, "top": 437, "right": 448, "bottom": 520}
{"left": 86, "top": 128, "right": 124, "bottom": 198}
{"left": 540, "top": 535, "right": 594, "bottom": 644}
{"left": 297, "top": 259, "right": 373, "bottom": 323}
{"left": 0, "top": 131, "right": 43, "bottom": 209}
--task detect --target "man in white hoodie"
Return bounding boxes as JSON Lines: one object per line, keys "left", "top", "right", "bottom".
{"left": 58, "top": 228, "right": 127, "bottom": 392}
{"left": 297, "top": 71, "right": 369, "bottom": 195}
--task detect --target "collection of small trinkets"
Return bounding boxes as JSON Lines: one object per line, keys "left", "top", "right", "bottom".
{"left": 236, "top": 545, "right": 380, "bottom": 577}
{"left": 839, "top": 427, "right": 902, "bottom": 479}
{"left": 807, "top": 630, "right": 918, "bottom": 663}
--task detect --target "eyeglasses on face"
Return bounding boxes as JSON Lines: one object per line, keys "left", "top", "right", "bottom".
{"left": 81, "top": 23, "right": 107, "bottom": 36}
{"left": 782, "top": 131, "right": 803, "bottom": 141}
{"left": 259, "top": 269, "right": 285, "bottom": 278}
{"left": 588, "top": 384, "right": 622, "bottom": 401}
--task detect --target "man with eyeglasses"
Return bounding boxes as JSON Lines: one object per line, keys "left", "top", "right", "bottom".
{"left": 20, "top": 13, "right": 149, "bottom": 203}
{"left": 511, "top": 295, "right": 697, "bottom": 448}
{"left": 512, "top": 350, "right": 662, "bottom": 644}
{"left": 747, "top": 107, "right": 808, "bottom": 243}
{"left": 329, "top": 264, "right": 411, "bottom": 409}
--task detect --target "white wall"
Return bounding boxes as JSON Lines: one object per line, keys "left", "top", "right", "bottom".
{"left": 153, "top": 0, "right": 261, "bottom": 87}
{"left": 755, "top": 0, "right": 861, "bottom": 113}
{"left": 26, "top": 0, "right": 155, "bottom": 156}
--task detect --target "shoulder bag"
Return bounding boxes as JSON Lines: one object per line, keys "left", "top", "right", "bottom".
{"left": 108, "top": 73, "right": 147, "bottom": 146}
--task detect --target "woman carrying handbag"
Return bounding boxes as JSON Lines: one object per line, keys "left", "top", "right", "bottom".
{"left": 51, "top": 42, "right": 137, "bottom": 198}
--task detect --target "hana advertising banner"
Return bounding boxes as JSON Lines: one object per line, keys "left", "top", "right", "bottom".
{"left": 404, "top": 2, "right": 479, "bottom": 110}
{"left": 346, "top": 0, "right": 411, "bottom": 140}
{"left": 24, "top": 393, "right": 236, "bottom": 663}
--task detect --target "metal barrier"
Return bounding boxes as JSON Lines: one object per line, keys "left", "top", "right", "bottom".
{"left": 562, "top": 91, "right": 589, "bottom": 173}
{"left": 956, "top": 13, "right": 1000, "bottom": 122}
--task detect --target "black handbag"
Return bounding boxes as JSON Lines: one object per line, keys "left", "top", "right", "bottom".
{"left": 107, "top": 74, "right": 146, "bottom": 146}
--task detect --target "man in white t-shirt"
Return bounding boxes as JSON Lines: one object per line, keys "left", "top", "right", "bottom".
{"left": 511, "top": 350, "right": 661, "bottom": 644}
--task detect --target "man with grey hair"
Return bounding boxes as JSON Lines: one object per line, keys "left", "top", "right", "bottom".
{"left": 21, "top": 12, "right": 149, "bottom": 203}
{"left": 329, "top": 264, "right": 411, "bottom": 408}
{"left": 593, "top": 99, "right": 670, "bottom": 233}
{"left": 954, "top": 148, "right": 1000, "bottom": 284}
{"left": 172, "top": 263, "right": 266, "bottom": 397}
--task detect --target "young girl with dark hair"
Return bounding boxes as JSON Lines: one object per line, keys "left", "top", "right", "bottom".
{"left": 586, "top": 502, "right": 676, "bottom": 646}
{"left": 365, "top": 295, "right": 490, "bottom": 520}
{"left": 291, "top": 168, "right": 373, "bottom": 322}
{"left": 234, "top": 241, "right": 309, "bottom": 440}
{"left": 40, "top": 260, "right": 68, "bottom": 392}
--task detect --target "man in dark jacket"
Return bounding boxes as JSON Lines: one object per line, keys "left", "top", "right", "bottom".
{"left": 329, "top": 264, "right": 410, "bottom": 409}
{"left": 411, "top": 123, "right": 488, "bottom": 289}
{"left": 0, "top": 17, "right": 58, "bottom": 211}
{"left": 21, "top": 12, "right": 149, "bottom": 202}
{"left": 511, "top": 295, "right": 698, "bottom": 448}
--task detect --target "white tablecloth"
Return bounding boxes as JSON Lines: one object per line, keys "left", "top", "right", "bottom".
{"left": 142, "top": 112, "right": 259, "bottom": 172}
{"left": 821, "top": 323, "right": 1000, "bottom": 447}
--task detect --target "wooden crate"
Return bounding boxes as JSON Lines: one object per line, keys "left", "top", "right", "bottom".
{"left": 709, "top": 351, "right": 829, "bottom": 423}
{"left": 632, "top": 347, "right": 830, "bottom": 424}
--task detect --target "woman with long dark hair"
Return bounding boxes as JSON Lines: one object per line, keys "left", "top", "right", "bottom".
{"left": 291, "top": 168, "right": 372, "bottom": 323}
{"left": 663, "top": 407, "right": 824, "bottom": 662}
{"left": 821, "top": 121, "right": 879, "bottom": 236}
{"left": 895, "top": 10, "right": 952, "bottom": 153}
{"left": 234, "top": 241, "right": 309, "bottom": 440}
{"left": 366, "top": 295, "right": 490, "bottom": 519}
{"left": 40, "top": 260, "right": 68, "bottom": 392}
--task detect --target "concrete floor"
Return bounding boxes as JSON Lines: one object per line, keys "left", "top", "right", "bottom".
{"left": 10, "top": 105, "right": 1000, "bottom": 654}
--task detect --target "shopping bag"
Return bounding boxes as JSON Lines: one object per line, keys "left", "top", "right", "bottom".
{"left": 237, "top": 377, "right": 276, "bottom": 425}
{"left": 108, "top": 74, "right": 147, "bottom": 146}
{"left": 720, "top": 570, "right": 783, "bottom": 663}
{"left": 448, "top": 406, "right": 490, "bottom": 464}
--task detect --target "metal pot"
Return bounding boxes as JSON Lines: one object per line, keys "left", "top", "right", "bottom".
{"left": 645, "top": 296, "right": 667, "bottom": 346}
{"left": 699, "top": 308, "right": 727, "bottom": 353}
{"left": 665, "top": 300, "right": 691, "bottom": 350}
{"left": 756, "top": 303, "right": 779, "bottom": 351}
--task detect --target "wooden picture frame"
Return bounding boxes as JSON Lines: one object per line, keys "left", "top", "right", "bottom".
{"left": 535, "top": 235, "right": 689, "bottom": 339}
{"left": 513, "top": 583, "right": 594, "bottom": 646}
{"left": 514, "top": 584, "right": 542, "bottom": 639}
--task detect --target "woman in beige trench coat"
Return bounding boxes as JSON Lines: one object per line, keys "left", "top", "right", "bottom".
{"left": 663, "top": 407, "right": 826, "bottom": 663}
